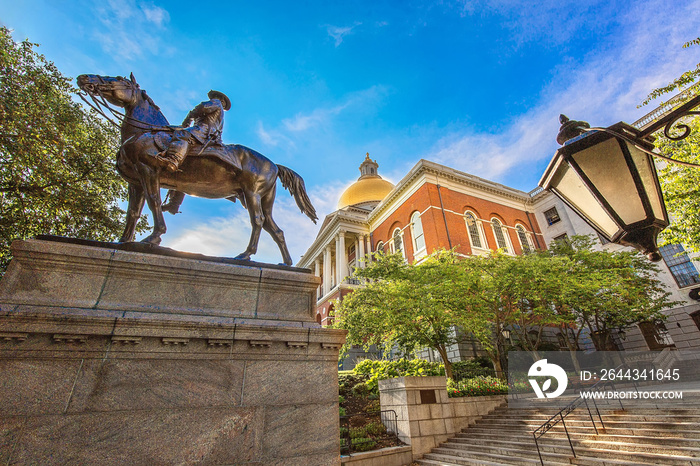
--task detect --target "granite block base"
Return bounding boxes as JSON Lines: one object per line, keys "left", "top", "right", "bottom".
{"left": 0, "top": 238, "right": 346, "bottom": 465}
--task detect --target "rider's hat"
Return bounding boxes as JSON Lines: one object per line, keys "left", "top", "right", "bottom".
{"left": 208, "top": 90, "right": 231, "bottom": 111}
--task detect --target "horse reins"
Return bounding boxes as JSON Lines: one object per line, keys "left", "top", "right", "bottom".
{"left": 78, "top": 80, "right": 174, "bottom": 133}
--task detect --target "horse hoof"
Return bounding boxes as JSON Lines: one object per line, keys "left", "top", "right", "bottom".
{"left": 234, "top": 254, "right": 251, "bottom": 261}
{"left": 141, "top": 236, "right": 162, "bottom": 246}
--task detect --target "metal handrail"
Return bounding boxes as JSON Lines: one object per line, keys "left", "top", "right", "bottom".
{"left": 531, "top": 364, "right": 632, "bottom": 466}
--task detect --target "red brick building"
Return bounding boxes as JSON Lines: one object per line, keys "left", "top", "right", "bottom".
{"left": 298, "top": 155, "right": 544, "bottom": 331}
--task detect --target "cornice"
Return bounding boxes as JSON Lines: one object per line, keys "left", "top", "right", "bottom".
{"left": 298, "top": 210, "right": 370, "bottom": 268}
{"left": 368, "top": 159, "right": 536, "bottom": 223}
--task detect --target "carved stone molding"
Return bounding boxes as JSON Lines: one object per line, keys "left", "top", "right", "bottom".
{"left": 161, "top": 337, "right": 189, "bottom": 346}
{"left": 53, "top": 334, "right": 88, "bottom": 344}
{"left": 0, "top": 332, "right": 28, "bottom": 342}
{"left": 207, "top": 339, "right": 232, "bottom": 347}
{"left": 286, "top": 341, "right": 308, "bottom": 349}
{"left": 111, "top": 336, "right": 142, "bottom": 345}
{"left": 249, "top": 340, "right": 272, "bottom": 348}
{"left": 320, "top": 342, "right": 341, "bottom": 350}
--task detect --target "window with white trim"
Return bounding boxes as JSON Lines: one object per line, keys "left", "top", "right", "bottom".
{"left": 491, "top": 218, "right": 510, "bottom": 253}
{"left": 411, "top": 211, "right": 426, "bottom": 256}
{"left": 375, "top": 241, "right": 384, "bottom": 254}
{"left": 515, "top": 224, "right": 534, "bottom": 254}
{"left": 389, "top": 228, "right": 405, "bottom": 259}
{"left": 464, "top": 211, "right": 486, "bottom": 250}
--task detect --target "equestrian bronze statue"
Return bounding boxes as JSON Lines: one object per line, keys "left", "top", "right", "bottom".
{"left": 77, "top": 73, "right": 317, "bottom": 266}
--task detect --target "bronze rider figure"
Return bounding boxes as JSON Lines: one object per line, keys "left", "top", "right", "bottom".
{"left": 160, "top": 90, "right": 231, "bottom": 214}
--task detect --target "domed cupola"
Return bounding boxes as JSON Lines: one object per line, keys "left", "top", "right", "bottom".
{"left": 337, "top": 153, "right": 394, "bottom": 209}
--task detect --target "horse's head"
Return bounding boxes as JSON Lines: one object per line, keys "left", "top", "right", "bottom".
{"left": 77, "top": 73, "right": 140, "bottom": 108}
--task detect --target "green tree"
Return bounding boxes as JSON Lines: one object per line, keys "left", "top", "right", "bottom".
{"left": 332, "top": 250, "right": 489, "bottom": 380}
{"left": 459, "top": 251, "right": 567, "bottom": 376}
{"left": 640, "top": 37, "right": 700, "bottom": 252}
{"left": 546, "top": 236, "right": 676, "bottom": 355}
{"left": 0, "top": 27, "right": 142, "bottom": 274}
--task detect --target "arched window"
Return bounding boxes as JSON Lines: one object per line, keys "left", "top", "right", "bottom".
{"left": 491, "top": 218, "right": 510, "bottom": 253}
{"left": 515, "top": 225, "right": 533, "bottom": 254}
{"left": 375, "top": 241, "right": 384, "bottom": 254}
{"left": 464, "top": 211, "right": 485, "bottom": 249}
{"left": 411, "top": 211, "right": 426, "bottom": 255}
{"left": 390, "top": 228, "right": 405, "bottom": 258}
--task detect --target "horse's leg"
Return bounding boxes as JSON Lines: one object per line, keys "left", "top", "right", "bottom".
{"left": 234, "top": 191, "right": 264, "bottom": 261}
{"left": 136, "top": 163, "right": 166, "bottom": 245}
{"left": 120, "top": 182, "right": 146, "bottom": 242}
{"left": 261, "top": 187, "right": 292, "bottom": 266}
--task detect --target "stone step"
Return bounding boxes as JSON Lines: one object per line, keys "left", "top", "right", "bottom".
{"left": 435, "top": 441, "right": 700, "bottom": 465}
{"left": 458, "top": 429, "right": 700, "bottom": 444}
{"left": 465, "top": 424, "right": 700, "bottom": 440}
{"left": 474, "top": 418, "right": 700, "bottom": 431}
{"left": 448, "top": 433, "right": 700, "bottom": 456}
{"left": 446, "top": 434, "right": 700, "bottom": 458}
{"left": 488, "top": 412, "right": 700, "bottom": 423}
{"left": 423, "top": 448, "right": 571, "bottom": 466}
{"left": 415, "top": 453, "right": 565, "bottom": 466}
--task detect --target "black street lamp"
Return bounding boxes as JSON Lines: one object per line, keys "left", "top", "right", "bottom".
{"left": 539, "top": 94, "right": 700, "bottom": 261}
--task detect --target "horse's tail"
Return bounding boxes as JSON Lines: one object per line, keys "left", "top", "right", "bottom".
{"left": 277, "top": 165, "right": 318, "bottom": 224}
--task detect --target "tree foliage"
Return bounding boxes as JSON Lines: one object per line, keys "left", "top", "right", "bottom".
{"left": 333, "top": 238, "right": 676, "bottom": 380}
{"left": 640, "top": 37, "right": 700, "bottom": 107}
{"left": 0, "top": 27, "right": 143, "bottom": 274}
{"left": 333, "top": 250, "right": 485, "bottom": 379}
{"left": 640, "top": 37, "right": 700, "bottom": 252}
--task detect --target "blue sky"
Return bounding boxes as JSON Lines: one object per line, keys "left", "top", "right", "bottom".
{"left": 2, "top": 0, "right": 699, "bottom": 264}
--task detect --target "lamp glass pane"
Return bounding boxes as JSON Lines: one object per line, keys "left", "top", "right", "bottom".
{"left": 572, "top": 138, "right": 646, "bottom": 226}
{"left": 550, "top": 158, "right": 619, "bottom": 238}
{"left": 627, "top": 142, "right": 665, "bottom": 221}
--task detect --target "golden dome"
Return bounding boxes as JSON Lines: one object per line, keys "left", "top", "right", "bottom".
{"left": 337, "top": 153, "right": 394, "bottom": 209}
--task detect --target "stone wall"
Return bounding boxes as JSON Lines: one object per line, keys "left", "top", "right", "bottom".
{"left": 378, "top": 376, "right": 506, "bottom": 460}
{"left": 0, "top": 238, "right": 346, "bottom": 465}
{"left": 340, "top": 445, "right": 413, "bottom": 466}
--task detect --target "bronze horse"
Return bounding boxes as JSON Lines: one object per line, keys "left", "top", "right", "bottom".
{"left": 77, "top": 73, "right": 317, "bottom": 265}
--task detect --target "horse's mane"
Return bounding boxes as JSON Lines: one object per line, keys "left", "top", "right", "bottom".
{"left": 141, "top": 90, "right": 161, "bottom": 111}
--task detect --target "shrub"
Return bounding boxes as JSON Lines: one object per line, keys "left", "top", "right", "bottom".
{"left": 363, "top": 399, "right": 380, "bottom": 414}
{"left": 364, "top": 421, "right": 387, "bottom": 436}
{"left": 338, "top": 372, "right": 369, "bottom": 397}
{"left": 351, "top": 437, "right": 377, "bottom": 452}
{"left": 352, "top": 358, "right": 445, "bottom": 395}
{"left": 451, "top": 359, "right": 495, "bottom": 381}
{"left": 339, "top": 406, "right": 346, "bottom": 416}
{"left": 447, "top": 376, "right": 509, "bottom": 397}
{"left": 351, "top": 381, "right": 372, "bottom": 398}
{"left": 339, "top": 395, "right": 345, "bottom": 404}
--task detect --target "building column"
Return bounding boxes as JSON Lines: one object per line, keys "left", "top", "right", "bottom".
{"left": 314, "top": 258, "right": 321, "bottom": 299}
{"left": 338, "top": 232, "right": 347, "bottom": 284}
{"left": 323, "top": 246, "right": 331, "bottom": 296}
{"left": 358, "top": 234, "right": 366, "bottom": 268}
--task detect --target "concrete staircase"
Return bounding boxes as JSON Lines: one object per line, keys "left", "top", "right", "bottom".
{"left": 415, "top": 404, "right": 700, "bottom": 465}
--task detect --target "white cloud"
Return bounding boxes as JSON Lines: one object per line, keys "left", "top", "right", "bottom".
{"left": 282, "top": 103, "right": 349, "bottom": 132}
{"left": 164, "top": 180, "right": 348, "bottom": 265}
{"left": 427, "top": 0, "right": 700, "bottom": 185}
{"left": 257, "top": 85, "right": 389, "bottom": 148}
{"left": 142, "top": 4, "right": 170, "bottom": 27}
{"left": 92, "top": 0, "right": 171, "bottom": 61}
{"left": 324, "top": 22, "right": 362, "bottom": 47}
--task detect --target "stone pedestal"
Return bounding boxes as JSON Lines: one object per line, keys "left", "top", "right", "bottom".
{"left": 0, "top": 238, "right": 346, "bottom": 465}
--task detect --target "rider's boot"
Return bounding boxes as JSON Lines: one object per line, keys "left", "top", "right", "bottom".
{"left": 162, "top": 190, "right": 185, "bottom": 215}
{"left": 161, "top": 140, "right": 189, "bottom": 172}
